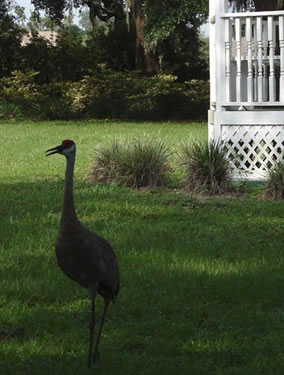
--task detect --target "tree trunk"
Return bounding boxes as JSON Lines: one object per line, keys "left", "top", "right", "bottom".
{"left": 131, "top": 0, "right": 158, "bottom": 75}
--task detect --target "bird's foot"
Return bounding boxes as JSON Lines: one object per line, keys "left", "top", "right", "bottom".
{"left": 92, "top": 350, "right": 100, "bottom": 365}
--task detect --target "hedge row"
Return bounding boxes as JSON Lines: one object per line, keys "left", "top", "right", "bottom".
{"left": 0, "top": 67, "right": 209, "bottom": 121}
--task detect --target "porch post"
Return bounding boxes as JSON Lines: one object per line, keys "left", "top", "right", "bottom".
{"left": 210, "top": 0, "right": 228, "bottom": 141}
{"left": 215, "top": 0, "right": 228, "bottom": 111}
{"left": 209, "top": 0, "right": 216, "bottom": 110}
{"left": 279, "top": 16, "right": 284, "bottom": 102}
{"left": 208, "top": 0, "right": 216, "bottom": 142}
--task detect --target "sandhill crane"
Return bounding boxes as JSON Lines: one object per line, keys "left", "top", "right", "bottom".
{"left": 45, "top": 139, "right": 120, "bottom": 368}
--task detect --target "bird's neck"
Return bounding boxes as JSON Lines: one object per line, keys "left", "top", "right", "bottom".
{"left": 61, "top": 154, "right": 77, "bottom": 222}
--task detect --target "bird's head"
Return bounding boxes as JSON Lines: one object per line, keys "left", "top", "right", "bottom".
{"left": 45, "top": 139, "right": 76, "bottom": 158}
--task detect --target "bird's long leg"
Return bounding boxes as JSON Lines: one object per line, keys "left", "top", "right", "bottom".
{"left": 88, "top": 284, "right": 98, "bottom": 369}
{"left": 93, "top": 298, "right": 110, "bottom": 364}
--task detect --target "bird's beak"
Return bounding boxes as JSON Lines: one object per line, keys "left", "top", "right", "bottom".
{"left": 45, "top": 145, "right": 63, "bottom": 156}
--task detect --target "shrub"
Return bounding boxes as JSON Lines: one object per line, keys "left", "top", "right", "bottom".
{"left": 0, "top": 101, "right": 24, "bottom": 120}
{"left": 66, "top": 68, "right": 209, "bottom": 121}
{"left": 264, "top": 162, "right": 284, "bottom": 199}
{"left": 0, "top": 75, "right": 76, "bottom": 120}
{"left": 127, "top": 74, "right": 182, "bottom": 120}
{"left": 181, "top": 80, "right": 209, "bottom": 120}
{"left": 66, "top": 66, "right": 132, "bottom": 118}
{"left": 90, "top": 137, "right": 171, "bottom": 188}
{"left": 180, "top": 141, "right": 233, "bottom": 194}
{"left": 0, "top": 70, "right": 42, "bottom": 119}
{"left": 37, "top": 82, "right": 77, "bottom": 120}
{"left": 1, "top": 70, "right": 41, "bottom": 102}
{"left": 0, "top": 68, "right": 209, "bottom": 121}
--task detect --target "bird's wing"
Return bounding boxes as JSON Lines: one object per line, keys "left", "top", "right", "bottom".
{"left": 56, "top": 224, "right": 119, "bottom": 298}
{"left": 85, "top": 232, "right": 120, "bottom": 299}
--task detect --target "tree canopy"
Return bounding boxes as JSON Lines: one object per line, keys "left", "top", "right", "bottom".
{"left": 143, "top": 0, "right": 208, "bottom": 46}
{"left": 31, "top": 0, "right": 125, "bottom": 24}
{"left": 30, "top": 0, "right": 208, "bottom": 74}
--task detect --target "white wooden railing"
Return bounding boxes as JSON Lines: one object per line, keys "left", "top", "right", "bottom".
{"left": 219, "top": 11, "right": 284, "bottom": 105}
{"left": 209, "top": 2, "right": 284, "bottom": 180}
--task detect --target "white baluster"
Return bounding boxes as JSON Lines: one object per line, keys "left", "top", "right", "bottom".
{"left": 257, "top": 17, "right": 263, "bottom": 102}
{"left": 262, "top": 19, "right": 268, "bottom": 101}
{"left": 279, "top": 16, "right": 284, "bottom": 102}
{"left": 263, "top": 63, "right": 268, "bottom": 101}
{"left": 215, "top": 0, "right": 228, "bottom": 113}
{"left": 246, "top": 17, "right": 253, "bottom": 102}
{"left": 263, "top": 19, "right": 268, "bottom": 60}
{"left": 253, "top": 61, "right": 258, "bottom": 101}
{"left": 225, "top": 18, "right": 232, "bottom": 102}
{"left": 268, "top": 16, "right": 276, "bottom": 102}
{"left": 235, "top": 18, "right": 242, "bottom": 102}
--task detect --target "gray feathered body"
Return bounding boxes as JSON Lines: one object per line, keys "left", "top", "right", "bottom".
{"left": 56, "top": 218, "right": 120, "bottom": 303}
{"left": 46, "top": 140, "right": 120, "bottom": 368}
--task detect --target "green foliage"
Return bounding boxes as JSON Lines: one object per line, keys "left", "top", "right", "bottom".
{"left": 66, "top": 67, "right": 131, "bottom": 118}
{"left": 1, "top": 70, "right": 41, "bottom": 102}
{"left": 0, "top": 15, "right": 23, "bottom": 77}
{"left": 264, "top": 162, "right": 284, "bottom": 199}
{"left": 0, "top": 1, "right": 209, "bottom": 85}
{"left": 182, "top": 79, "right": 209, "bottom": 118}
{"left": 31, "top": 0, "right": 67, "bottom": 22}
{"left": 85, "top": 21, "right": 136, "bottom": 72}
{"left": 0, "top": 70, "right": 42, "bottom": 119}
{"left": 0, "top": 67, "right": 209, "bottom": 121}
{"left": 32, "top": 0, "right": 125, "bottom": 24}
{"left": 18, "top": 25, "right": 135, "bottom": 84}
{"left": 66, "top": 68, "right": 209, "bottom": 121}
{"left": 143, "top": 0, "right": 208, "bottom": 46}
{"left": 180, "top": 141, "right": 234, "bottom": 194}
{"left": 0, "top": 72, "right": 76, "bottom": 120}
{"left": 126, "top": 75, "right": 208, "bottom": 120}
{"left": 21, "top": 34, "right": 54, "bottom": 84}
{"left": 22, "top": 27, "right": 89, "bottom": 84}
{"left": 157, "top": 25, "right": 209, "bottom": 81}
{"left": 0, "top": 101, "right": 24, "bottom": 120}
{"left": 90, "top": 137, "right": 171, "bottom": 188}
{"left": 127, "top": 73, "right": 180, "bottom": 120}
{"left": 27, "top": 0, "right": 209, "bottom": 79}
{"left": 0, "top": 0, "right": 11, "bottom": 18}
{"left": 37, "top": 96, "right": 75, "bottom": 120}
{"left": 53, "top": 27, "right": 89, "bottom": 81}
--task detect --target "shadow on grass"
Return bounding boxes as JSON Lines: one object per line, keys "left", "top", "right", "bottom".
{"left": 0, "top": 179, "right": 283, "bottom": 374}
{"left": 1, "top": 258, "right": 283, "bottom": 374}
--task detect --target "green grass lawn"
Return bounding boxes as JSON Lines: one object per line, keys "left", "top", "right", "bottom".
{"left": 0, "top": 121, "right": 283, "bottom": 375}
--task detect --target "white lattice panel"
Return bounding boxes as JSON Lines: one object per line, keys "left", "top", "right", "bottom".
{"left": 221, "top": 125, "right": 284, "bottom": 179}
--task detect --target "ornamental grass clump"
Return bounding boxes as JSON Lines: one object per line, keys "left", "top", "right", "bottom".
{"left": 264, "top": 161, "right": 284, "bottom": 200}
{"left": 90, "top": 138, "right": 171, "bottom": 188}
{"left": 180, "top": 140, "right": 233, "bottom": 194}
